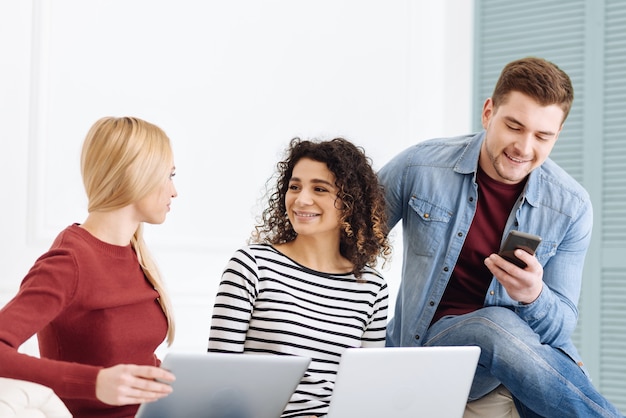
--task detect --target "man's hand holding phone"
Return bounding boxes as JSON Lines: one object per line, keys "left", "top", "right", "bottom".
{"left": 484, "top": 230, "right": 544, "bottom": 304}
{"left": 498, "top": 230, "right": 542, "bottom": 268}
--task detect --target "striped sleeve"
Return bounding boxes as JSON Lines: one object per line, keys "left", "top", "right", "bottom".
{"left": 360, "top": 269, "right": 389, "bottom": 348}
{"left": 208, "top": 248, "right": 259, "bottom": 353}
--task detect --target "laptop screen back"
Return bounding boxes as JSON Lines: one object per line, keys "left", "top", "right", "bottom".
{"left": 326, "top": 346, "right": 480, "bottom": 418}
{"left": 135, "top": 352, "right": 310, "bottom": 418}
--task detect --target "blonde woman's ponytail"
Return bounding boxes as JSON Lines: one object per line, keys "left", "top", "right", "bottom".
{"left": 132, "top": 224, "right": 175, "bottom": 346}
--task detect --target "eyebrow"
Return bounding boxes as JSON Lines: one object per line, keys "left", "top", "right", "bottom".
{"left": 289, "top": 177, "right": 335, "bottom": 187}
{"left": 504, "top": 116, "right": 557, "bottom": 137}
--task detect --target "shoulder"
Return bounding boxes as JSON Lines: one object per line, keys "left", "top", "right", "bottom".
{"left": 359, "top": 266, "right": 387, "bottom": 288}
{"left": 36, "top": 225, "right": 86, "bottom": 264}
{"left": 21, "top": 226, "right": 85, "bottom": 296}
{"left": 392, "top": 134, "right": 478, "bottom": 167}
{"left": 232, "top": 243, "right": 281, "bottom": 261}
{"left": 228, "top": 244, "right": 290, "bottom": 271}
{"left": 379, "top": 134, "right": 480, "bottom": 190}
{"left": 539, "top": 159, "right": 589, "bottom": 198}
{"left": 532, "top": 159, "right": 591, "bottom": 214}
{"left": 49, "top": 224, "right": 84, "bottom": 248}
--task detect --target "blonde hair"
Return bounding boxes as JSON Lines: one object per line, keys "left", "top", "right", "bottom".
{"left": 81, "top": 116, "right": 176, "bottom": 345}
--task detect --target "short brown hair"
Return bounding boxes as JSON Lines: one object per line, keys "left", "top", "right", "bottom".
{"left": 491, "top": 57, "right": 574, "bottom": 122}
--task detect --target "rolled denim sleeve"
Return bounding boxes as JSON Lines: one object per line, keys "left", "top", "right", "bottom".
{"left": 514, "top": 195, "right": 592, "bottom": 349}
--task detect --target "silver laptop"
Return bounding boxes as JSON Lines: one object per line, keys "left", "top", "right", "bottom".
{"left": 135, "top": 352, "right": 310, "bottom": 418}
{"left": 326, "top": 346, "right": 480, "bottom": 418}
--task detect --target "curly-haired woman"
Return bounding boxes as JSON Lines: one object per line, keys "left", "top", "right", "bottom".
{"left": 208, "top": 137, "right": 391, "bottom": 417}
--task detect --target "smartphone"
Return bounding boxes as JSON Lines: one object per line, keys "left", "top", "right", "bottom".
{"left": 498, "top": 230, "right": 542, "bottom": 268}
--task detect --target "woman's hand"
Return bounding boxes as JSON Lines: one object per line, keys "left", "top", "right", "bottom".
{"left": 96, "top": 364, "right": 175, "bottom": 405}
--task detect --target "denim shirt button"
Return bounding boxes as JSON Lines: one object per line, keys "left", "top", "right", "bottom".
{"left": 443, "top": 266, "right": 449, "bottom": 272}
{"left": 429, "top": 301, "right": 435, "bottom": 306}
{"left": 490, "top": 291, "right": 495, "bottom": 295}
{"left": 414, "top": 334, "right": 420, "bottom": 340}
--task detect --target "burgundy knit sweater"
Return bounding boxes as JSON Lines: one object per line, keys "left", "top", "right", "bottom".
{"left": 0, "top": 224, "right": 168, "bottom": 417}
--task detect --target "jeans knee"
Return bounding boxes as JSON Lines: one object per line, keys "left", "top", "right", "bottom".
{"left": 427, "top": 307, "right": 536, "bottom": 352}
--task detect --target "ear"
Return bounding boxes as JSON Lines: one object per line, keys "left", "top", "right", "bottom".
{"left": 481, "top": 98, "right": 494, "bottom": 129}
{"left": 554, "top": 124, "right": 564, "bottom": 141}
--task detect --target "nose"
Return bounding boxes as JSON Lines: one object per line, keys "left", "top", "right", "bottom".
{"left": 170, "top": 182, "right": 178, "bottom": 198}
{"left": 515, "top": 133, "right": 534, "bottom": 156}
{"left": 295, "top": 189, "right": 313, "bottom": 205}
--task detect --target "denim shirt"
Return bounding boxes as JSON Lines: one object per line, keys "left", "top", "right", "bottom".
{"left": 379, "top": 132, "right": 592, "bottom": 364}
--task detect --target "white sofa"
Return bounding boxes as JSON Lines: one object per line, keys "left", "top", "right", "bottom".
{"left": 0, "top": 378, "right": 72, "bottom": 418}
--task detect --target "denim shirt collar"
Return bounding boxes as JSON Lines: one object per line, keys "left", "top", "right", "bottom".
{"left": 453, "top": 131, "right": 483, "bottom": 176}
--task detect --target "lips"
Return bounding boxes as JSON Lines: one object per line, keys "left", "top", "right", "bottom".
{"left": 504, "top": 151, "right": 530, "bottom": 164}
{"left": 294, "top": 211, "right": 319, "bottom": 218}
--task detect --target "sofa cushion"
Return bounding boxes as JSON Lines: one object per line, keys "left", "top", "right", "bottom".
{"left": 0, "top": 378, "right": 72, "bottom": 418}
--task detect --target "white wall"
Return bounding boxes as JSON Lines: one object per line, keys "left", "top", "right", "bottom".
{"left": 0, "top": 0, "right": 474, "bottom": 355}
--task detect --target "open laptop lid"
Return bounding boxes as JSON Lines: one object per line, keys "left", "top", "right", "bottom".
{"left": 135, "top": 352, "right": 310, "bottom": 418}
{"left": 326, "top": 346, "right": 480, "bottom": 418}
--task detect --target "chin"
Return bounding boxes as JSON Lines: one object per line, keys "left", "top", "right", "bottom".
{"left": 146, "top": 216, "right": 167, "bottom": 225}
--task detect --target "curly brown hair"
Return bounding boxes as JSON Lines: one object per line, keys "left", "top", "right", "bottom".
{"left": 252, "top": 137, "right": 391, "bottom": 278}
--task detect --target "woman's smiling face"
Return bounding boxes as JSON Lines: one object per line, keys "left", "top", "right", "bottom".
{"left": 285, "top": 157, "right": 342, "bottom": 239}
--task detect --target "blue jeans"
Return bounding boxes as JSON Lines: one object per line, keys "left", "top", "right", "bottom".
{"left": 424, "top": 307, "right": 624, "bottom": 418}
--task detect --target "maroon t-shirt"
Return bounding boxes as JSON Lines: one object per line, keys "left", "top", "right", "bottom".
{"left": 432, "top": 168, "right": 526, "bottom": 325}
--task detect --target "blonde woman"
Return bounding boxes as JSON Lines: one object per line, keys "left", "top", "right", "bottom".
{"left": 0, "top": 117, "right": 177, "bottom": 418}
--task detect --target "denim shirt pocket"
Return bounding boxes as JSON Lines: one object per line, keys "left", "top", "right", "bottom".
{"left": 407, "top": 196, "right": 453, "bottom": 256}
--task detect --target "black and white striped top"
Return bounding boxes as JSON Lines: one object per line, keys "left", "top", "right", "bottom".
{"left": 208, "top": 244, "right": 388, "bottom": 417}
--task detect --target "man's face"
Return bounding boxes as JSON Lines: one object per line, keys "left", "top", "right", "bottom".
{"left": 479, "top": 91, "right": 565, "bottom": 185}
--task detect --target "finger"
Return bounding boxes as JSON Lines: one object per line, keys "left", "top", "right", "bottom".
{"left": 133, "top": 365, "right": 176, "bottom": 383}
{"left": 485, "top": 254, "right": 513, "bottom": 274}
{"left": 485, "top": 255, "right": 520, "bottom": 288}
{"left": 131, "top": 376, "right": 174, "bottom": 395}
{"left": 118, "top": 387, "right": 171, "bottom": 405}
{"left": 513, "top": 248, "right": 534, "bottom": 264}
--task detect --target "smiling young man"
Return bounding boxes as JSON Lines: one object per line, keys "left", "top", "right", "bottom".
{"left": 379, "top": 57, "right": 624, "bottom": 417}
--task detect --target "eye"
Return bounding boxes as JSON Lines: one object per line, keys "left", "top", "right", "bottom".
{"left": 506, "top": 124, "right": 521, "bottom": 131}
{"left": 288, "top": 184, "right": 300, "bottom": 191}
{"left": 314, "top": 186, "right": 329, "bottom": 193}
{"left": 169, "top": 171, "right": 176, "bottom": 179}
